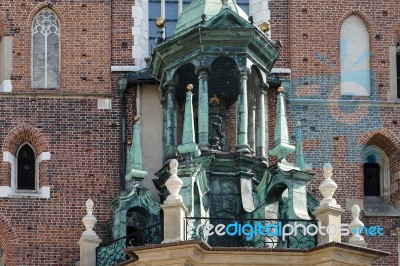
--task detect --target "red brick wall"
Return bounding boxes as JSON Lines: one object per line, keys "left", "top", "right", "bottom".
{"left": 283, "top": 1, "right": 400, "bottom": 265}
{"left": 4, "top": 1, "right": 111, "bottom": 94}
{"left": 0, "top": 0, "right": 123, "bottom": 264}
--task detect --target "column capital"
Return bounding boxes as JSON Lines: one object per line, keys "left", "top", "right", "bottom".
{"left": 238, "top": 67, "right": 251, "bottom": 77}
{"left": 195, "top": 66, "right": 211, "bottom": 76}
{"left": 260, "top": 82, "right": 269, "bottom": 91}
{"left": 163, "top": 80, "right": 177, "bottom": 90}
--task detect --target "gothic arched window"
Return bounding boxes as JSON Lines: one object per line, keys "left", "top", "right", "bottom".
{"left": 32, "top": 9, "right": 60, "bottom": 88}
{"left": 17, "top": 144, "right": 36, "bottom": 190}
{"left": 362, "top": 146, "right": 390, "bottom": 200}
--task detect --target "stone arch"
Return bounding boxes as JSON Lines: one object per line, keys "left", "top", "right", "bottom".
{"left": 2, "top": 124, "right": 49, "bottom": 156}
{"left": 28, "top": 2, "right": 64, "bottom": 27}
{"left": 362, "top": 145, "right": 390, "bottom": 201}
{"left": 358, "top": 128, "right": 400, "bottom": 158}
{"left": 338, "top": 10, "right": 373, "bottom": 36}
{"left": 0, "top": 215, "right": 19, "bottom": 265}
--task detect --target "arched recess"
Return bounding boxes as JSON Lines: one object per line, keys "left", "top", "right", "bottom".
{"left": 358, "top": 128, "right": 400, "bottom": 157}
{"left": 340, "top": 14, "right": 371, "bottom": 96}
{"left": 126, "top": 206, "right": 150, "bottom": 245}
{"left": 0, "top": 215, "right": 19, "bottom": 265}
{"left": 208, "top": 56, "right": 240, "bottom": 151}
{"left": 362, "top": 146, "right": 390, "bottom": 201}
{"left": 175, "top": 63, "right": 198, "bottom": 144}
{"left": 1, "top": 125, "right": 51, "bottom": 198}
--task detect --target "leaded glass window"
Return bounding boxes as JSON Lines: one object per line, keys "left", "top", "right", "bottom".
{"left": 32, "top": 9, "right": 60, "bottom": 88}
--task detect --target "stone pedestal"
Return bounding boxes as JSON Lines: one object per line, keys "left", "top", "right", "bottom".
{"left": 161, "top": 202, "right": 188, "bottom": 243}
{"left": 313, "top": 203, "right": 344, "bottom": 245}
{"left": 78, "top": 199, "right": 101, "bottom": 266}
{"left": 78, "top": 234, "right": 102, "bottom": 266}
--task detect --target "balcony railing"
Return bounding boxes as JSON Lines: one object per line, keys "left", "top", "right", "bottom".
{"left": 184, "top": 217, "right": 317, "bottom": 249}
{"left": 96, "top": 223, "right": 163, "bottom": 266}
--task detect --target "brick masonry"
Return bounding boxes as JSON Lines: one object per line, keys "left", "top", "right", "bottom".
{"left": 0, "top": 0, "right": 399, "bottom": 265}
{"left": 269, "top": 1, "right": 400, "bottom": 265}
{"left": 0, "top": 0, "right": 124, "bottom": 264}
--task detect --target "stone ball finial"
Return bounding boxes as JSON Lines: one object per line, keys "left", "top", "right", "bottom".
{"left": 165, "top": 159, "right": 183, "bottom": 204}
{"left": 82, "top": 199, "right": 97, "bottom": 236}
{"left": 323, "top": 162, "right": 333, "bottom": 172}
{"left": 349, "top": 204, "right": 366, "bottom": 247}
{"left": 186, "top": 84, "right": 193, "bottom": 91}
{"left": 86, "top": 199, "right": 94, "bottom": 214}
{"left": 319, "top": 162, "right": 337, "bottom": 206}
{"left": 351, "top": 204, "right": 360, "bottom": 218}
{"left": 277, "top": 86, "right": 284, "bottom": 94}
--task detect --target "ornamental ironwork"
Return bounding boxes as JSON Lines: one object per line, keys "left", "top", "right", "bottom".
{"left": 184, "top": 217, "right": 317, "bottom": 249}
{"left": 96, "top": 223, "right": 163, "bottom": 266}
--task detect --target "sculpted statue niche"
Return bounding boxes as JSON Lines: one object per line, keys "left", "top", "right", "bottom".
{"left": 209, "top": 94, "right": 225, "bottom": 151}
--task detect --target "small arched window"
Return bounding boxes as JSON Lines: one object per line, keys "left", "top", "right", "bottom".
{"left": 17, "top": 144, "right": 36, "bottom": 190}
{"left": 32, "top": 8, "right": 60, "bottom": 88}
{"left": 362, "top": 146, "right": 390, "bottom": 200}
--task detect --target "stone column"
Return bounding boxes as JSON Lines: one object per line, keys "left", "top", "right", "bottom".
{"left": 236, "top": 68, "right": 250, "bottom": 153}
{"left": 197, "top": 67, "right": 210, "bottom": 152}
{"left": 256, "top": 83, "right": 268, "bottom": 160}
{"left": 164, "top": 80, "right": 178, "bottom": 160}
{"left": 248, "top": 106, "right": 256, "bottom": 152}
{"left": 312, "top": 163, "right": 344, "bottom": 245}
{"left": 161, "top": 159, "right": 188, "bottom": 243}
{"left": 78, "top": 199, "right": 101, "bottom": 266}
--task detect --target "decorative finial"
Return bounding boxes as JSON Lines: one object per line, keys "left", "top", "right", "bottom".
{"left": 277, "top": 86, "right": 284, "bottom": 94}
{"left": 349, "top": 204, "right": 367, "bottom": 247}
{"left": 186, "top": 84, "right": 193, "bottom": 91}
{"left": 319, "top": 163, "right": 338, "bottom": 206}
{"left": 82, "top": 199, "right": 98, "bottom": 236}
{"left": 165, "top": 159, "right": 183, "bottom": 203}
{"left": 155, "top": 17, "right": 165, "bottom": 28}
{"left": 259, "top": 21, "right": 270, "bottom": 33}
{"left": 133, "top": 116, "right": 140, "bottom": 122}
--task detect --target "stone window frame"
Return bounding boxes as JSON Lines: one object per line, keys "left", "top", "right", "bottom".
{"left": 339, "top": 15, "right": 371, "bottom": 96}
{"left": 362, "top": 145, "right": 390, "bottom": 201}
{"left": 388, "top": 42, "right": 400, "bottom": 100}
{"left": 0, "top": 126, "right": 51, "bottom": 198}
{"left": 0, "top": 35, "right": 13, "bottom": 92}
{"left": 31, "top": 8, "right": 60, "bottom": 89}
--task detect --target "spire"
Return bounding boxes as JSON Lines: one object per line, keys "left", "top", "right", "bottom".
{"left": 295, "top": 122, "right": 305, "bottom": 171}
{"left": 177, "top": 84, "right": 201, "bottom": 157}
{"left": 269, "top": 87, "right": 295, "bottom": 160}
{"left": 126, "top": 117, "right": 148, "bottom": 182}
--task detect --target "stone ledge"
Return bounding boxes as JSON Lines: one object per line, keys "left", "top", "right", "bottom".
{"left": 122, "top": 240, "right": 389, "bottom": 266}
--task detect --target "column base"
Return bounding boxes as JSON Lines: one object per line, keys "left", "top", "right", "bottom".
{"left": 236, "top": 144, "right": 251, "bottom": 154}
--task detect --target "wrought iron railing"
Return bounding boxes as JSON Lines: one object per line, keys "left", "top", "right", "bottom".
{"left": 184, "top": 217, "right": 317, "bottom": 249}
{"left": 96, "top": 223, "right": 163, "bottom": 266}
